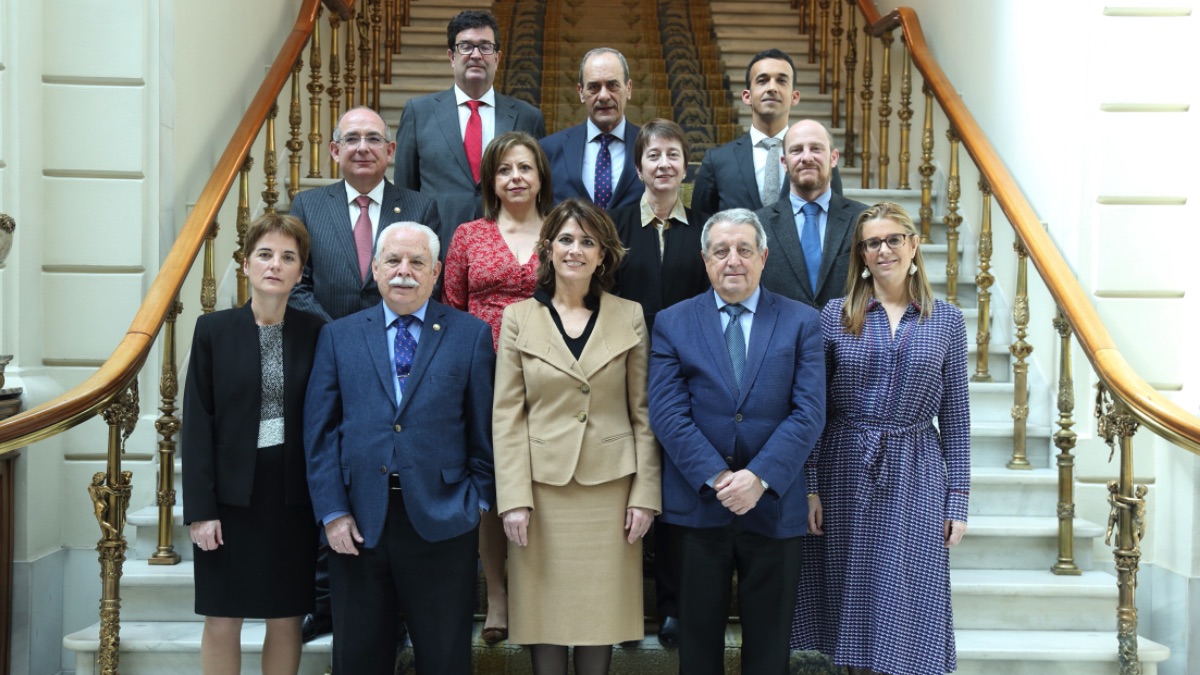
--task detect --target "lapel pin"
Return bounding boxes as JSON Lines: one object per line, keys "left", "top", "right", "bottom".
{"left": 393, "top": 207, "right": 402, "bottom": 214}
{"left": 432, "top": 323, "right": 441, "bottom": 331}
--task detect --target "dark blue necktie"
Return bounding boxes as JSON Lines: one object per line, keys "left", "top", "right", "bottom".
{"left": 800, "top": 201, "right": 822, "bottom": 292}
{"left": 394, "top": 315, "right": 417, "bottom": 394}
{"left": 594, "top": 133, "right": 614, "bottom": 209}
{"left": 723, "top": 303, "right": 747, "bottom": 392}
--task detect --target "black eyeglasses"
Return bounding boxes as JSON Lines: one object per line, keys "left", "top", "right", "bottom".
{"left": 454, "top": 41, "right": 497, "bottom": 55}
{"left": 859, "top": 233, "right": 913, "bottom": 253}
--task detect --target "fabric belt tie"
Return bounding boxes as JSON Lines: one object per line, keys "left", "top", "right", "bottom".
{"left": 834, "top": 417, "right": 934, "bottom": 500}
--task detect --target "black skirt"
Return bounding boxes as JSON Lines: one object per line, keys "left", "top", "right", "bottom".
{"left": 193, "top": 443, "right": 317, "bottom": 618}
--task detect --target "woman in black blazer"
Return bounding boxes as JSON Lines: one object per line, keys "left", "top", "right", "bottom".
{"left": 182, "top": 213, "right": 325, "bottom": 675}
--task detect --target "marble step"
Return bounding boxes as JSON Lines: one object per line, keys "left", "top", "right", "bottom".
{"left": 951, "top": 570, "right": 1119, "bottom": 631}
{"left": 949, "top": 515, "right": 1103, "bottom": 571}
{"left": 969, "top": 421, "right": 1054, "bottom": 470}
{"left": 129, "top": 505, "right": 190, "bottom": 561}
{"left": 954, "top": 629, "right": 1168, "bottom": 675}
{"left": 118, "top": 559, "right": 196, "bottom": 622}
{"left": 968, "top": 467, "right": 1058, "bottom": 516}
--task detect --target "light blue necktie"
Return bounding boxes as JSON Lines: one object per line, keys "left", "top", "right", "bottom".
{"left": 723, "top": 303, "right": 747, "bottom": 393}
{"left": 800, "top": 201, "right": 822, "bottom": 292}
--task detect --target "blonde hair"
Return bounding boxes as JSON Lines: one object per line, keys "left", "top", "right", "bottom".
{"left": 842, "top": 202, "right": 935, "bottom": 336}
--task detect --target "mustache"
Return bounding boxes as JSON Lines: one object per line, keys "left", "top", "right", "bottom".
{"left": 387, "top": 276, "right": 421, "bottom": 288}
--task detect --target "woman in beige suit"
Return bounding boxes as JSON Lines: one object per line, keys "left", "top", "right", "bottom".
{"left": 494, "top": 198, "right": 662, "bottom": 675}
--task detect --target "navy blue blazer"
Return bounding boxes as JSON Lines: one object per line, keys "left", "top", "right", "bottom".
{"left": 540, "top": 120, "right": 643, "bottom": 210}
{"left": 648, "top": 287, "right": 825, "bottom": 538}
{"left": 303, "top": 299, "right": 496, "bottom": 547}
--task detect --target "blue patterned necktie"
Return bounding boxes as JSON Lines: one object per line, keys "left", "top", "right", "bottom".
{"left": 723, "top": 303, "right": 747, "bottom": 392}
{"left": 594, "top": 133, "right": 614, "bottom": 209}
{"left": 799, "top": 201, "right": 823, "bottom": 292}
{"left": 394, "top": 315, "right": 417, "bottom": 394}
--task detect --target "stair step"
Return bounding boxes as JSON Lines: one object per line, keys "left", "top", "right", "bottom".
{"left": 970, "top": 421, "right": 1054, "bottom": 469}
{"left": 119, "top": 560, "right": 196, "bottom": 622}
{"left": 950, "top": 515, "right": 1103, "bottom": 571}
{"left": 969, "top": 466, "right": 1057, "bottom": 516}
{"left": 951, "top": 569, "right": 1118, "bottom": 630}
{"left": 129, "top": 505, "right": 190, "bottom": 561}
{"left": 954, "top": 629, "right": 1168, "bottom": 675}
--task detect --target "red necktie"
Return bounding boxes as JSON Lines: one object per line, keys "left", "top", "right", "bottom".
{"left": 353, "top": 194, "right": 373, "bottom": 282}
{"left": 464, "top": 100, "right": 483, "bottom": 184}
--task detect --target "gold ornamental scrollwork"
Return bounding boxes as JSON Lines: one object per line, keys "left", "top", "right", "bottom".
{"left": 100, "top": 382, "right": 139, "bottom": 453}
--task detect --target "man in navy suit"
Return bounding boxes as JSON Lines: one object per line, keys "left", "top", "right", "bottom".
{"left": 304, "top": 221, "right": 495, "bottom": 674}
{"left": 691, "top": 49, "right": 842, "bottom": 215}
{"left": 393, "top": 10, "right": 545, "bottom": 246}
{"left": 648, "top": 208, "right": 825, "bottom": 675}
{"left": 540, "top": 48, "right": 643, "bottom": 210}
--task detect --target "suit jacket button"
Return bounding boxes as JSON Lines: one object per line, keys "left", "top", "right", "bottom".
{"left": 734, "top": 413, "right": 744, "bottom": 422}
{"left": 725, "top": 456, "right": 735, "bottom": 465}
{"left": 394, "top": 424, "right": 402, "bottom": 432}
{"left": 581, "top": 384, "right": 591, "bottom": 394}
{"left": 379, "top": 465, "right": 387, "bottom": 474}
{"left": 577, "top": 411, "right": 588, "bottom": 423}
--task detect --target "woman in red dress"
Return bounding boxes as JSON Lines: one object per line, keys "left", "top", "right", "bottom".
{"left": 442, "top": 130, "right": 554, "bottom": 643}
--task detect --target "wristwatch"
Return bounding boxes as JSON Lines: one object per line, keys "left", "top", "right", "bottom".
{"left": 760, "top": 477, "right": 770, "bottom": 491}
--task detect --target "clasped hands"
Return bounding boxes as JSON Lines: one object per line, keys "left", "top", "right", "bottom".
{"left": 502, "top": 506, "right": 654, "bottom": 546}
{"left": 714, "top": 469, "right": 766, "bottom": 515}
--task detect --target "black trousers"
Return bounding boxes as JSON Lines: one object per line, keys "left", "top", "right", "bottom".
{"left": 674, "top": 524, "right": 803, "bottom": 675}
{"left": 651, "top": 519, "right": 680, "bottom": 619}
{"left": 328, "top": 492, "right": 478, "bottom": 675}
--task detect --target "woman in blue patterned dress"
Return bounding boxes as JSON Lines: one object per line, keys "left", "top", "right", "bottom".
{"left": 790, "top": 201, "right": 970, "bottom": 675}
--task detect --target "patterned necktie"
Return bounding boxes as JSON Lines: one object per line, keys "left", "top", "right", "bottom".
{"left": 394, "top": 315, "right": 417, "bottom": 394}
{"left": 723, "top": 303, "right": 747, "bottom": 391}
{"left": 353, "top": 194, "right": 373, "bottom": 282}
{"left": 760, "top": 137, "right": 782, "bottom": 206}
{"left": 464, "top": 100, "right": 483, "bottom": 184}
{"left": 594, "top": 133, "right": 614, "bottom": 209}
{"left": 799, "top": 201, "right": 822, "bottom": 293}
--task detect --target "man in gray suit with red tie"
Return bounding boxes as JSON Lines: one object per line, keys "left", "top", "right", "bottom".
{"left": 393, "top": 10, "right": 545, "bottom": 245}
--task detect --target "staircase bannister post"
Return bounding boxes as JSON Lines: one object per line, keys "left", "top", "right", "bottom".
{"left": 896, "top": 37, "right": 912, "bottom": 190}
{"left": 1007, "top": 236, "right": 1033, "bottom": 470}
{"left": 370, "top": 0, "right": 383, "bottom": 110}
{"left": 345, "top": 8, "right": 358, "bottom": 110}
{"left": 328, "top": 14, "right": 344, "bottom": 180}
{"left": 876, "top": 30, "right": 892, "bottom": 188}
{"left": 236, "top": 157, "right": 253, "bottom": 307}
{"left": 394, "top": 0, "right": 406, "bottom": 53}
{"left": 149, "top": 299, "right": 183, "bottom": 566}
{"left": 796, "top": 0, "right": 806, "bottom": 32}
{"left": 89, "top": 382, "right": 139, "bottom": 675}
{"left": 818, "top": 1, "right": 831, "bottom": 94}
{"left": 829, "top": 0, "right": 843, "bottom": 128}
{"left": 263, "top": 104, "right": 280, "bottom": 214}
{"left": 201, "top": 219, "right": 219, "bottom": 314}
{"left": 1097, "top": 383, "right": 1145, "bottom": 674}
{"left": 807, "top": 0, "right": 818, "bottom": 64}
{"left": 357, "top": 8, "right": 371, "bottom": 106}
{"left": 943, "top": 127, "right": 961, "bottom": 305}
{"left": 841, "top": 3, "right": 857, "bottom": 167}
{"left": 1051, "top": 306, "right": 1081, "bottom": 575}
{"left": 287, "top": 58, "right": 304, "bottom": 202}
{"left": 972, "top": 180, "right": 994, "bottom": 382}
{"left": 383, "top": 0, "right": 394, "bottom": 83}
{"left": 917, "top": 82, "right": 934, "bottom": 243}
{"left": 858, "top": 29, "right": 872, "bottom": 187}
{"left": 307, "top": 10, "right": 326, "bottom": 179}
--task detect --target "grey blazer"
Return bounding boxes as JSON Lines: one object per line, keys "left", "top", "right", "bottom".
{"left": 691, "top": 132, "right": 844, "bottom": 215}
{"left": 392, "top": 87, "right": 546, "bottom": 252}
{"left": 288, "top": 179, "right": 441, "bottom": 322}
{"left": 756, "top": 191, "right": 868, "bottom": 309}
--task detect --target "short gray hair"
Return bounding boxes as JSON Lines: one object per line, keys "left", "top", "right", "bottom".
{"left": 375, "top": 221, "right": 441, "bottom": 261}
{"left": 333, "top": 106, "right": 394, "bottom": 143}
{"left": 700, "top": 208, "right": 768, "bottom": 253}
{"left": 578, "top": 47, "right": 630, "bottom": 86}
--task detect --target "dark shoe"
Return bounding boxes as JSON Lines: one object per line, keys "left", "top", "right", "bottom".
{"left": 481, "top": 625, "right": 508, "bottom": 645}
{"left": 657, "top": 616, "right": 679, "bottom": 647}
{"left": 619, "top": 638, "right": 640, "bottom": 648}
{"left": 302, "top": 612, "right": 333, "bottom": 643}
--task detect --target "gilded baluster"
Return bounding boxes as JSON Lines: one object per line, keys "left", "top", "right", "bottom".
{"left": 90, "top": 382, "right": 139, "bottom": 675}
{"left": 842, "top": 4, "right": 857, "bottom": 167}
{"left": 807, "top": 0, "right": 818, "bottom": 64}
{"left": 236, "top": 157, "right": 253, "bottom": 307}
{"left": 383, "top": 0, "right": 395, "bottom": 83}
{"left": 263, "top": 104, "right": 280, "bottom": 215}
{"left": 972, "top": 181, "right": 994, "bottom": 382}
{"left": 818, "top": 1, "right": 831, "bottom": 94}
{"left": 797, "top": 0, "right": 806, "bottom": 32}
{"left": 287, "top": 58, "right": 304, "bottom": 202}
{"left": 876, "top": 31, "right": 893, "bottom": 189}
{"left": 395, "top": 0, "right": 406, "bottom": 52}
{"left": 859, "top": 29, "right": 873, "bottom": 188}
{"left": 149, "top": 299, "right": 183, "bottom": 566}
{"left": 1096, "top": 383, "right": 1145, "bottom": 674}
{"left": 829, "top": 0, "right": 843, "bottom": 127}
{"left": 943, "top": 128, "right": 962, "bottom": 305}
{"left": 1007, "top": 236, "right": 1033, "bottom": 470}
{"left": 1050, "top": 307, "right": 1081, "bottom": 575}
{"left": 345, "top": 8, "right": 358, "bottom": 110}
{"left": 328, "top": 16, "right": 343, "bottom": 180}
{"left": 918, "top": 82, "right": 934, "bottom": 242}
{"left": 358, "top": 9, "right": 371, "bottom": 107}
{"left": 307, "top": 10, "right": 325, "bottom": 179}
{"left": 371, "top": 0, "right": 383, "bottom": 110}
{"left": 897, "top": 37, "right": 913, "bottom": 190}
{"left": 201, "top": 219, "right": 219, "bottom": 314}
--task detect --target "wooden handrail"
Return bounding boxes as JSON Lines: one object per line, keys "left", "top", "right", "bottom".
{"left": 860, "top": 6, "right": 1200, "bottom": 452}
{"left": 0, "top": 0, "right": 345, "bottom": 453}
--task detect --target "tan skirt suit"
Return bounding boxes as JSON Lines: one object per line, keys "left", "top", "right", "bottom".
{"left": 494, "top": 292, "right": 662, "bottom": 645}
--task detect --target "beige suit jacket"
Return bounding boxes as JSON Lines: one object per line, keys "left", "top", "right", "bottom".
{"left": 493, "top": 292, "right": 662, "bottom": 515}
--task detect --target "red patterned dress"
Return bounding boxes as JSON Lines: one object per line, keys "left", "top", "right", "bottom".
{"left": 443, "top": 218, "right": 539, "bottom": 348}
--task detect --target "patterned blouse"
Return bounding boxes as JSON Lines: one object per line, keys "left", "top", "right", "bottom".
{"left": 256, "top": 322, "right": 285, "bottom": 448}
{"left": 443, "top": 218, "right": 539, "bottom": 349}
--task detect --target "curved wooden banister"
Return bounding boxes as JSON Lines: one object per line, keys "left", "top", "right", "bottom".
{"left": 862, "top": 5, "right": 1200, "bottom": 451}
{"left": 0, "top": 0, "right": 341, "bottom": 453}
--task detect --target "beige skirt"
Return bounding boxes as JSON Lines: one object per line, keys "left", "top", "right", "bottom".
{"left": 508, "top": 476, "right": 644, "bottom": 646}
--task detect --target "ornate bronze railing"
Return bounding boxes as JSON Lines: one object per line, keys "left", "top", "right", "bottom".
{"left": 794, "top": 1, "right": 1200, "bottom": 670}
{"left": 0, "top": 0, "right": 423, "bottom": 669}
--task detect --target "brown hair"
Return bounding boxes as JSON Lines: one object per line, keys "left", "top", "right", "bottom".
{"left": 480, "top": 131, "right": 554, "bottom": 221}
{"left": 242, "top": 213, "right": 311, "bottom": 266}
{"left": 632, "top": 118, "right": 690, "bottom": 167}
{"left": 842, "top": 202, "right": 934, "bottom": 336}
{"left": 535, "top": 199, "right": 626, "bottom": 297}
